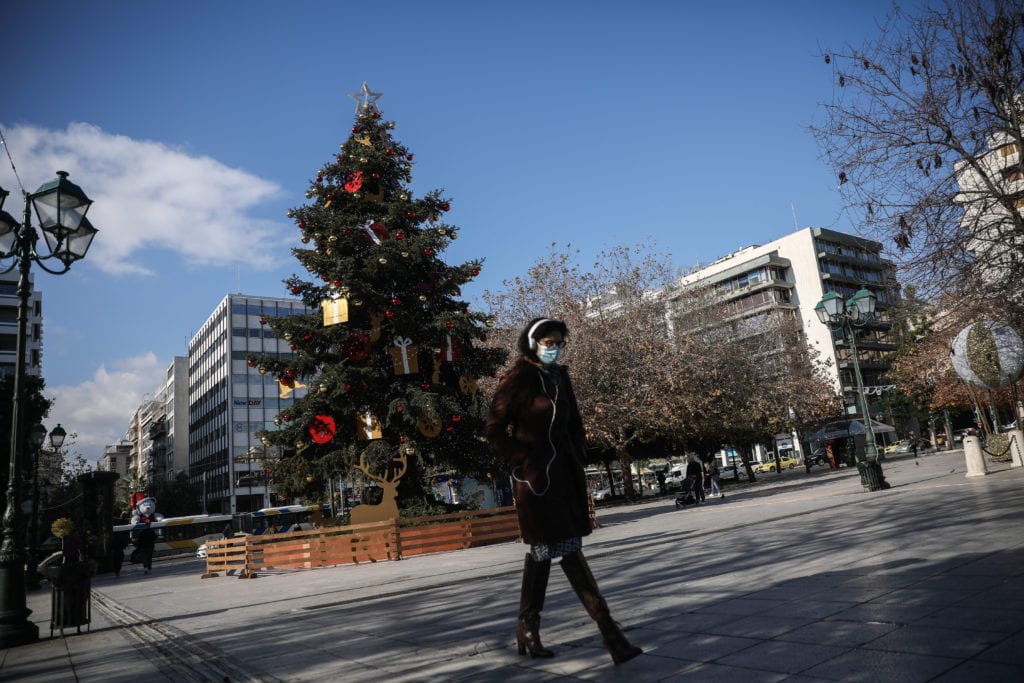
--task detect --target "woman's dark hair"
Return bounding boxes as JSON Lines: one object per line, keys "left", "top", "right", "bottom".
{"left": 517, "top": 317, "right": 569, "bottom": 356}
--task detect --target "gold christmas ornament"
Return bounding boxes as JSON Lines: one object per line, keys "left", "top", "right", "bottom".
{"left": 284, "top": 333, "right": 292, "bottom": 341}
{"left": 387, "top": 122, "right": 396, "bottom": 129}
{"left": 301, "top": 235, "right": 310, "bottom": 244}
{"left": 314, "top": 232, "right": 323, "bottom": 240}
{"left": 379, "top": 257, "right": 388, "bottom": 264}
{"left": 318, "top": 383, "right": 328, "bottom": 393}
{"left": 329, "top": 235, "right": 338, "bottom": 242}
{"left": 400, "top": 193, "right": 409, "bottom": 201}
{"left": 306, "top": 264, "right": 315, "bottom": 272}
{"left": 418, "top": 294, "right": 427, "bottom": 302}
{"left": 305, "top": 190, "right": 314, "bottom": 199}
{"left": 287, "top": 210, "right": 295, "bottom": 218}
{"left": 352, "top": 192, "right": 360, "bottom": 199}
{"left": 353, "top": 298, "right": 364, "bottom": 306}
{"left": 274, "top": 417, "right": 282, "bottom": 426}
{"left": 258, "top": 366, "right": 267, "bottom": 374}
{"left": 449, "top": 232, "right": 457, "bottom": 240}
{"left": 261, "top": 437, "right": 271, "bottom": 447}
{"left": 401, "top": 251, "right": 410, "bottom": 258}
{"left": 403, "top": 445, "right": 416, "bottom": 456}
{"left": 326, "top": 248, "right": 333, "bottom": 256}
{"left": 485, "top": 317, "right": 496, "bottom": 328}
{"left": 437, "top": 228, "right": 447, "bottom": 236}
{"left": 359, "top": 157, "right": 368, "bottom": 163}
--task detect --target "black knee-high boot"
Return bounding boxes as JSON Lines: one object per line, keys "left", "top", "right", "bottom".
{"left": 560, "top": 551, "right": 642, "bottom": 665}
{"left": 516, "top": 553, "right": 554, "bottom": 657}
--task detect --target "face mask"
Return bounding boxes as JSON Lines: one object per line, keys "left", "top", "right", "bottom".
{"left": 537, "top": 346, "right": 562, "bottom": 364}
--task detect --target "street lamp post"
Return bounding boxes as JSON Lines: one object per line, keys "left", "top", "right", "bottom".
{"left": 0, "top": 173, "right": 97, "bottom": 648}
{"left": 25, "top": 424, "right": 66, "bottom": 591}
{"left": 815, "top": 287, "right": 890, "bottom": 491}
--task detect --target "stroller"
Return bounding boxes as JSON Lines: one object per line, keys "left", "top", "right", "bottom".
{"left": 674, "top": 477, "right": 698, "bottom": 509}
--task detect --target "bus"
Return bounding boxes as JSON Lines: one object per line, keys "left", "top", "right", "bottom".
{"left": 113, "top": 503, "right": 333, "bottom": 561}
{"left": 113, "top": 513, "right": 233, "bottom": 560}
{"left": 241, "top": 503, "right": 333, "bottom": 535}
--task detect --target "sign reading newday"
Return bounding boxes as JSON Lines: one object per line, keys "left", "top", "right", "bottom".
{"left": 234, "top": 399, "right": 262, "bottom": 406}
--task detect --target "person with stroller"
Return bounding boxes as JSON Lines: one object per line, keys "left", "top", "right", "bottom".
{"left": 686, "top": 455, "right": 706, "bottom": 505}
{"left": 487, "top": 317, "right": 643, "bottom": 665}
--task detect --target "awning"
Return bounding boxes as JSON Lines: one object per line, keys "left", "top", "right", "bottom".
{"left": 808, "top": 418, "right": 895, "bottom": 444}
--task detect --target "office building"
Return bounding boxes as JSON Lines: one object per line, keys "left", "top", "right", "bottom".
{"left": 188, "top": 293, "right": 310, "bottom": 514}
{"left": 0, "top": 270, "right": 42, "bottom": 379}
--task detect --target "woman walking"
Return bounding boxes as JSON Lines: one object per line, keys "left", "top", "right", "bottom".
{"left": 486, "top": 317, "right": 643, "bottom": 665}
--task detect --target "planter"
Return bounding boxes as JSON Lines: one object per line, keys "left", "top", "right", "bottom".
{"left": 43, "top": 560, "right": 97, "bottom": 637}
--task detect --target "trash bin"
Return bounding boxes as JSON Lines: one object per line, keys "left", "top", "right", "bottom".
{"left": 43, "top": 560, "right": 96, "bottom": 637}
{"left": 857, "top": 460, "right": 890, "bottom": 492}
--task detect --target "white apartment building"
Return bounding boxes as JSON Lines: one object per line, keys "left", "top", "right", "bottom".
{"left": 188, "top": 293, "right": 311, "bottom": 514}
{"left": 671, "top": 226, "right": 900, "bottom": 423}
{"left": 0, "top": 270, "right": 42, "bottom": 380}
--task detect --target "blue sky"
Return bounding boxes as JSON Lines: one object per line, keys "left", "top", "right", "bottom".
{"left": 3, "top": 0, "right": 899, "bottom": 463}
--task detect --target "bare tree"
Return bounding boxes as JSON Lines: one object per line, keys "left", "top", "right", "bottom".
{"left": 813, "top": 0, "right": 1024, "bottom": 307}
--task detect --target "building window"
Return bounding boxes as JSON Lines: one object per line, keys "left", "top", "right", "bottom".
{"left": 999, "top": 143, "right": 1020, "bottom": 158}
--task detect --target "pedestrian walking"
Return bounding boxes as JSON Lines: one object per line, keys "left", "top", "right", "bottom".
{"left": 136, "top": 523, "right": 156, "bottom": 575}
{"left": 486, "top": 317, "right": 643, "bottom": 665}
{"left": 708, "top": 460, "right": 724, "bottom": 499}
{"left": 686, "top": 455, "right": 705, "bottom": 505}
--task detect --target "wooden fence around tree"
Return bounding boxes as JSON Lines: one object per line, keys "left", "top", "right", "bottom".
{"left": 201, "top": 506, "right": 521, "bottom": 578}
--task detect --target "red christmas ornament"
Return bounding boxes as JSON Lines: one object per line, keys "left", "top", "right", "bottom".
{"left": 395, "top": 232, "right": 405, "bottom": 240}
{"left": 386, "top": 148, "right": 394, "bottom": 155}
{"left": 442, "top": 202, "right": 451, "bottom": 211}
{"left": 396, "top": 403, "right": 405, "bottom": 413}
{"left": 259, "top": 316, "right": 266, "bottom": 325}
{"left": 247, "top": 359, "right": 256, "bottom": 367}
{"left": 333, "top": 279, "right": 342, "bottom": 287}
{"left": 344, "top": 171, "right": 364, "bottom": 193}
{"left": 286, "top": 369, "right": 295, "bottom": 378}
{"left": 392, "top": 297, "right": 402, "bottom": 306}
{"left": 445, "top": 425, "right": 454, "bottom": 432}
{"left": 421, "top": 383, "right": 431, "bottom": 390}
{"left": 326, "top": 192, "right": 334, "bottom": 202}
{"left": 424, "top": 248, "right": 434, "bottom": 256}
{"left": 315, "top": 175, "right": 322, "bottom": 184}
{"left": 371, "top": 172, "right": 380, "bottom": 179}
{"left": 446, "top": 320, "right": 455, "bottom": 329}
{"left": 372, "top": 111, "right": 380, "bottom": 119}
{"left": 303, "top": 333, "right": 311, "bottom": 341}
{"left": 323, "top": 275, "right": 331, "bottom": 283}
{"left": 298, "top": 221, "right": 306, "bottom": 229}
{"left": 291, "top": 286, "right": 300, "bottom": 295}
{"left": 406, "top": 153, "right": 414, "bottom": 161}
{"left": 283, "top": 414, "right": 292, "bottom": 422}
{"left": 309, "top": 415, "right": 337, "bottom": 444}
{"left": 452, "top": 415, "right": 462, "bottom": 422}
{"left": 399, "top": 436, "right": 406, "bottom": 443}
{"left": 289, "top": 343, "right": 297, "bottom": 351}
{"left": 406, "top": 211, "right": 416, "bottom": 218}
{"left": 352, "top": 126, "right": 360, "bottom": 133}
{"left": 471, "top": 268, "right": 480, "bottom": 276}
{"left": 343, "top": 383, "right": 351, "bottom": 391}
{"left": 385, "top": 310, "right": 395, "bottom": 319}
{"left": 343, "top": 228, "right": 351, "bottom": 235}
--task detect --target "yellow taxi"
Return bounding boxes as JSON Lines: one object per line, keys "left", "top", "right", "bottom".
{"left": 756, "top": 455, "right": 799, "bottom": 472}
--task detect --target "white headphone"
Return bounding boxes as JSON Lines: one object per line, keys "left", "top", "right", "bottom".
{"left": 527, "top": 318, "right": 552, "bottom": 350}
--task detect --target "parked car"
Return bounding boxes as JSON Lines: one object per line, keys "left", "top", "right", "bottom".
{"left": 592, "top": 487, "right": 613, "bottom": 501}
{"left": 894, "top": 438, "right": 931, "bottom": 454}
{"left": 756, "top": 455, "right": 798, "bottom": 472}
{"left": 717, "top": 464, "right": 746, "bottom": 481}
{"left": 805, "top": 449, "right": 829, "bottom": 468}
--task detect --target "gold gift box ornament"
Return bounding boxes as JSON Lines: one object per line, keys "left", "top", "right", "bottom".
{"left": 321, "top": 295, "right": 349, "bottom": 326}
{"left": 390, "top": 336, "right": 419, "bottom": 375}
{"left": 356, "top": 409, "right": 382, "bottom": 440}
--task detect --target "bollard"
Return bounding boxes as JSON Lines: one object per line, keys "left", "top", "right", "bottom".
{"left": 963, "top": 436, "right": 988, "bottom": 477}
{"left": 1008, "top": 429, "right": 1024, "bottom": 468}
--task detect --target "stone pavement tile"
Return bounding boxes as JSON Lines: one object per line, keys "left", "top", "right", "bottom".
{"left": 863, "top": 624, "right": 1005, "bottom": 658}
{"left": 550, "top": 652, "right": 701, "bottom": 682}
{"left": 641, "top": 610, "right": 744, "bottom": 634}
{"left": 643, "top": 661, "right": 788, "bottom": 682}
{"left": 976, "top": 630, "right": 1024, "bottom": 665}
{"left": 825, "top": 601, "right": 943, "bottom": 624}
{"left": 714, "top": 639, "right": 847, "bottom": 674}
{"left": 694, "top": 596, "right": 784, "bottom": 617}
{"left": 642, "top": 629, "right": 761, "bottom": 662}
{"left": 968, "top": 577, "right": 1024, "bottom": 610}
{"left": 777, "top": 599, "right": 860, "bottom": 621}
{"left": 778, "top": 619, "right": 897, "bottom": 648}
{"left": 702, "top": 614, "right": 814, "bottom": 640}
{"left": 929, "top": 659, "right": 1024, "bottom": 682}
{"left": 800, "top": 648, "right": 959, "bottom": 682}
{"left": 913, "top": 604, "right": 1024, "bottom": 633}
{"left": 513, "top": 643, "right": 612, "bottom": 678}
{"left": 863, "top": 586, "right": 975, "bottom": 607}
{"left": 914, "top": 572, "right": 1005, "bottom": 592}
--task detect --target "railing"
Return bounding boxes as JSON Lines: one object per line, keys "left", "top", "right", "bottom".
{"left": 201, "top": 506, "right": 521, "bottom": 578}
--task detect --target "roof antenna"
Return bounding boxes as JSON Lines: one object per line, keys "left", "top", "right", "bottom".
{"left": 790, "top": 202, "right": 800, "bottom": 231}
{"left": 237, "top": 265, "right": 241, "bottom": 294}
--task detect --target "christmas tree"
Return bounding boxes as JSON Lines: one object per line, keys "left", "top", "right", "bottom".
{"left": 252, "top": 83, "right": 507, "bottom": 513}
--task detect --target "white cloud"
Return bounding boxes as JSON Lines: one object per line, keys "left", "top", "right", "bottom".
{"left": 45, "top": 353, "right": 168, "bottom": 466}
{"left": 0, "top": 122, "right": 286, "bottom": 275}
